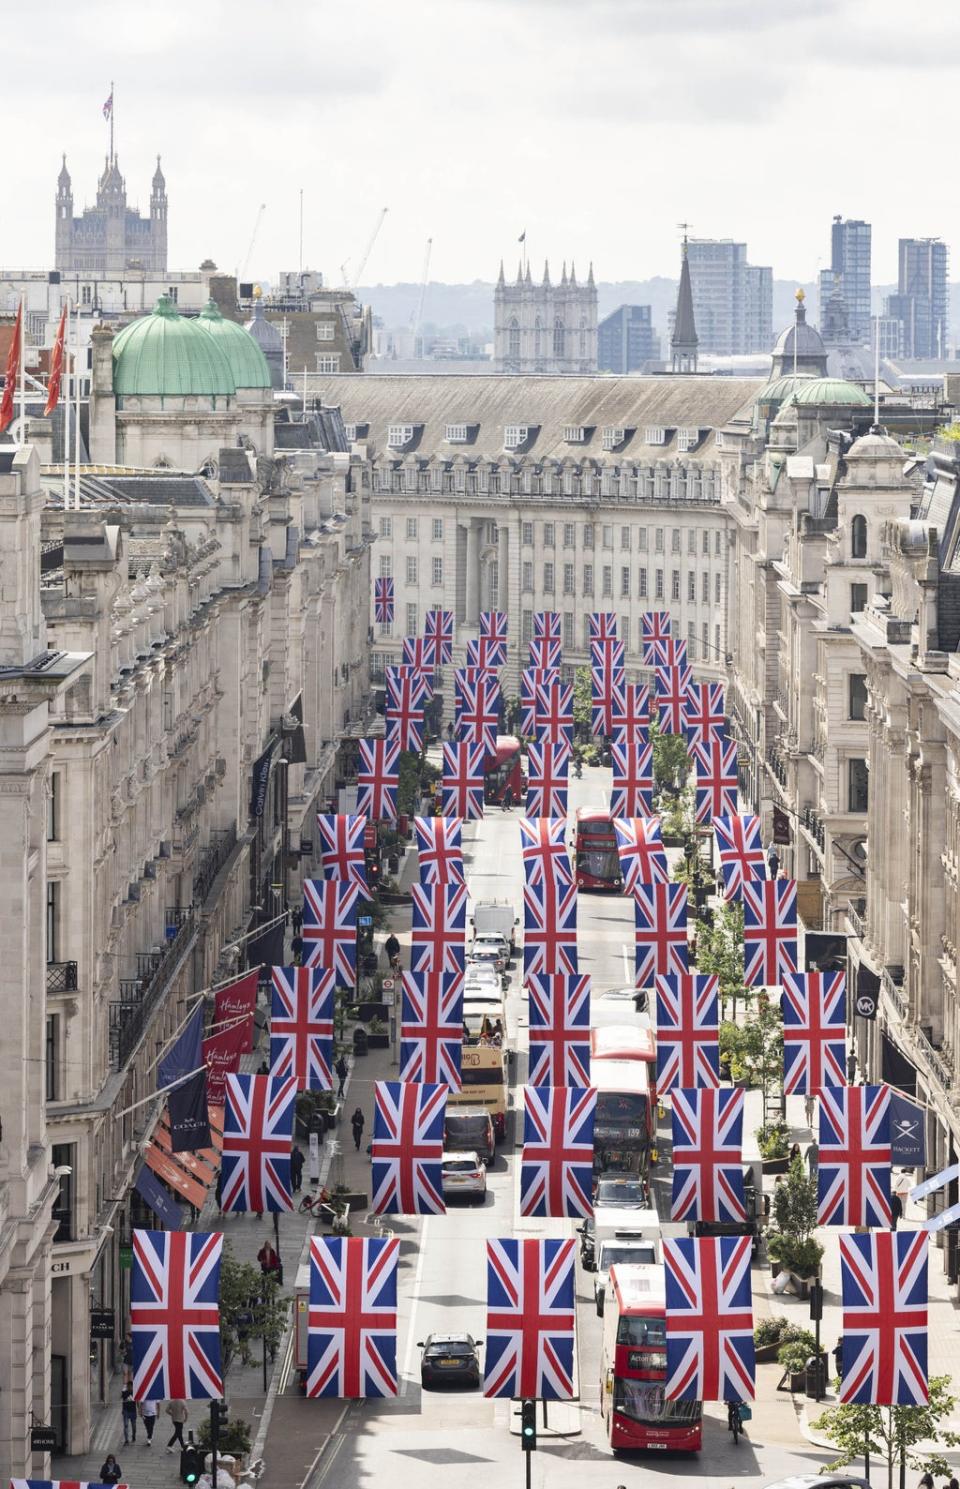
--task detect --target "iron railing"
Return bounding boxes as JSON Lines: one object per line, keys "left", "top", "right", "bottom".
{"left": 108, "top": 909, "right": 196, "bottom": 1070}
{"left": 46, "top": 960, "right": 78, "bottom": 993}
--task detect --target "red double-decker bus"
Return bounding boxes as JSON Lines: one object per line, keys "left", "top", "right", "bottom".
{"left": 574, "top": 808, "right": 622, "bottom": 891}
{"left": 600, "top": 1263, "right": 702, "bottom": 1453}
{"left": 484, "top": 735, "right": 526, "bottom": 805}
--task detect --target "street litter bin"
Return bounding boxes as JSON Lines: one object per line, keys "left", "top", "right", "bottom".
{"left": 353, "top": 1026, "right": 368, "bottom": 1056}
{"left": 805, "top": 1354, "right": 827, "bottom": 1399}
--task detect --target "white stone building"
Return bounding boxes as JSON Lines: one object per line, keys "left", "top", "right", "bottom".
{"left": 494, "top": 262, "right": 598, "bottom": 374}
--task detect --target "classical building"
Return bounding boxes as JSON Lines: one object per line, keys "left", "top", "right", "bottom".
{"left": 494, "top": 261, "right": 598, "bottom": 374}
{"left": 55, "top": 154, "right": 167, "bottom": 274}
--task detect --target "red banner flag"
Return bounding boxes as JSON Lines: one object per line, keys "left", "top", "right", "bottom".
{"left": 202, "top": 1018, "right": 248, "bottom": 1104}
{"left": 213, "top": 968, "right": 259, "bottom": 1053}
{"left": 44, "top": 301, "right": 68, "bottom": 416}
{"left": 0, "top": 299, "right": 23, "bottom": 434}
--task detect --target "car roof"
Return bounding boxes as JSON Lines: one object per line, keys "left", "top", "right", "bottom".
{"left": 441, "top": 1150, "right": 481, "bottom": 1163}
{"left": 425, "top": 1333, "right": 475, "bottom": 1346}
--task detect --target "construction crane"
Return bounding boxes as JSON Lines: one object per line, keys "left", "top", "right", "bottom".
{"left": 239, "top": 203, "right": 267, "bottom": 283}
{"left": 410, "top": 237, "right": 433, "bottom": 355}
{"left": 342, "top": 206, "right": 388, "bottom": 288}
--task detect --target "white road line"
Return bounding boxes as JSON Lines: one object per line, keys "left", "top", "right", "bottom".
{"left": 621, "top": 942, "right": 632, "bottom": 982}
{"left": 399, "top": 1212, "right": 431, "bottom": 1396}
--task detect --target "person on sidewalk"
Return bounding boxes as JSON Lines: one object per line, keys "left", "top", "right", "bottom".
{"left": 384, "top": 932, "right": 401, "bottom": 971}
{"left": 916, "top": 1475, "right": 934, "bottom": 1489}
{"left": 804, "top": 1093, "right": 816, "bottom": 1127}
{"left": 139, "top": 1397, "right": 157, "bottom": 1445}
{"left": 891, "top": 1191, "right": 903, "bottom": 1231}
{"left": 351, "top": 1106, "right": 365, "bottom": 1151}
{"left": 335, "top": 1053, "right": 349, "bottom": 1099}
{"left": 100, "top": 1454, "right": 123, "bottom": 1484}
{"left": 832, "top": 1337, "right": 844, "bottom": 1380}
{"left": 165, "top": 1400, "right": 188, "bottom": 1452}
{"left": 501, "top": 785, "right": 513, "bottom": 811}
{"left": 258, "top": 1239, "right": 283, "bottom": 1286}
{"left": 290, "top": 1144, "right": 304, "bottom": 1193}
{"left": 121, "top": 1388, "right": 138, "bottom": 1444}
{"left": 291, "top": 905, "right": 303, "bottom": 936}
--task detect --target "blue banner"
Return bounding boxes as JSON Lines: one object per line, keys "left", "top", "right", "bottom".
{"left": 134, "top": 1162, "right": 183, "bottom": 1230}
{"left": 157, "top": 1002, "right": 204, "bottom": 1090}
{"left": 890, "top": 1091, "right": 926, "bottom": 1167}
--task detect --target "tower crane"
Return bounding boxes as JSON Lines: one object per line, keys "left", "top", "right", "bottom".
{"left": 342, "top": 206, "right": 388, "bottom": 288}
{"left": 410, "top": 237, "right": 433, "bottom": 355}
{"left": 239, "top": 203, "right": 267, "bottom": 283}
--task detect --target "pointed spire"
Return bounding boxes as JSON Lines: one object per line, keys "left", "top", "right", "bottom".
{"left": 497, "top": 259, "right": 505, "bottom": 288}
{"left": 587, "top": 261, "right": 595, "bottom": 287}
{"left": 525, "top": 262, "right": 532, "bottom": 285}
{"left": 561, "top": 261, "right": 567, "bottom": 286}
{"left": 57, "top": 153, "right": 71, "bottom": 192}
{"left": 542, "top": 259, "right": 551, "bottom": 286}
{"left": 516, "top": 260, "right": 524, "bottom": 284}
{"left": 671, "top": 233, "right": 698, "bottom": 374}
{"left": 570, "top": 261, "right": 577, "bottom": 286}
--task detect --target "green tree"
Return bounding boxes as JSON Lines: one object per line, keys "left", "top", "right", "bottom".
{"left": 697, "top": 901, "right": 748, "bottom": 1017}
{"left": 572, "top": 666, "right": 593, "bottom": 739}
{"left": 812, "top": 1376, "right": 960, "bottom": 1489}
{"left": 217, "top": 1242, "right": 288, "bottom": 1376}
{"left": 649, "top": 713, "right": 690, "bottom": 793}
{"left": 724, "top": 995, "right": 783, "bottom": 1112}
{"left": 771, "top": 1154, "right": 818, "bottom": 1243}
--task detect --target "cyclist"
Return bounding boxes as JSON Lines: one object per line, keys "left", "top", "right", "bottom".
{"left": 727, "top": 1399, "right": 744, "bottom": 1440}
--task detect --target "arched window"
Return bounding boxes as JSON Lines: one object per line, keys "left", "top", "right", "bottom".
{"left": 851, "top": 513, "right": 867, "bottom": 559}
{"left": 553, "top": 319, "right": 565, "bottom": 359}
{"left": 580, "top": 316, "right": 587, "bottom": 357}
{"left": 534, "top": 317, "right": 542, "bottom": 359}
{"left": 508, "top": 317, "right": 521, "bottom": 359}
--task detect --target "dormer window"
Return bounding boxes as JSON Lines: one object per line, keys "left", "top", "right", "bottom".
{"left": 677, "top": 427, "right": 701, "bottom": 453}
{"left": 445, "top": 423, "right": 468, "bottom": 443}
{"left": 645, "top": 425, "right": 666, "bottom": 446}
{"left": 388, "top": 424, "right": 415, "bottom": 448}
{"left": 344, "top": 424, "right": 357, "bottom": 442}
{"left": 504, "top": 424, "right": 528, "bottom": 450}
{"left": 563, "top": 425, "right": 586, "bottom": 443}
{"left": 602, "top": 426, "right": 626, "bottom": 451}
{"left": 715, "top": 431, "right": 726, "bottom": 449}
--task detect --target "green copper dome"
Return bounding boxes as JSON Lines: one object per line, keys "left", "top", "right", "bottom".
{"left": 791, "top": 377, "right": 872, "bottom": 408}
{"left": 196, "top": 298, "right": 272, "bottom": 390}
{"left": 756, "top": 373, "right": 815, "bottom": 408}
{"left": 112, "top": 296, "right": 236, "bottom": 398}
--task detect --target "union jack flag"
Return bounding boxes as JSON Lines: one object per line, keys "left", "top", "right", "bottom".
{"left": 131, "top": 1229, "right": 222, "bottom": 1401}
{"left": 371, "top": 1080, "right": 447, "bottom": 1215}
{"left": 411, "top": 883, "right": 467, "bottom": 976}
{"left": 691, "top": 737, "right": 738, "bottom": 825}
{"left": 385, "top": 667, "right": 430, "bottom": 752}
{"left": 317, "top": 813, "right": 368, "bottom": 892}
{"left": 535, "top": 680, "right": 573, "bottom": 745}
{"left": 457, "top": 671, "right": 501, "bottom": 754}
{"left": 642, "top": 610, "right": 672, "bottom": 665}
{"left": 302, "top": 878, "right": 360, "bottom": 985}
{"left": 523, "top": 877, "right": 578, "bottom": 978}
{"left": 634, "top": 882, "right": 688, "bottom": 986}
{"left": 526, "top": 973, "right": 591, "bottom": 1086}
{"left": 839, "top": 1231, "right": 928, "bottom": 1406}
{"left": 481, "top": 609, "right": 508, "bottom": 642}
{"left": 402, "top": 635, "right": 432, "bottom": 671}
{"left": 685, "top": 682, "right": 726, "bottom": 749}
{"left": 307, "top": 1236, "right": 398, "bottom": 1398}
{"left": 611, "top": 682, "right": 650, "bottom": 740}
{"left": 519, "top": 816, "right": 573, "bottom": 888}
{"left": 356, "top": 736, "right": 399, "bottom": 822}
{"left": 661, "top": 636, "right": 688, "bottom": 668}
{"left": 221, "top": 1073, "right": 297, "bottom": 1213}
{"left": 590, "top": 666, "right": 624, "bottom": 737}
{"left": 399, "top": 970, "right": 465, "bottom": 1089}
{"left": 713, "top": 814, "right": 765, "bottom": 901}
{"left": 590, "top": 636, "right": 625, "bottom": 674}
{"left": 528, "top": 635, "right": 562, "bottom": 670}
{"left": 610, "top": 736, "right": 653, "bottom": 818}
{"left": 520, "top": 1085, "right": 596, "bottom": 1218}
{"left": 520, "top": 666, "right": 559, "bottom": 736}
{"left": 671, "top": 1087, "right": 746, "bottom": 1222}
{"left": 424, "top": 608, "right": 453, "bottom": 665}
{"left": 742, "top": 878, "right": 797, "bottom": 986}
{"left": 664, "top": 1236, "right": 755, "bottom": 1403}
{"left": 534, "top": 611, "right": 561, "bottom": 640}
{"left": 656, "top": 662, "right": 692, "bottom": 735}
{"left": 483, "top": 1238, "right": 576, "bottom": 1399}
{"left": 466, "top": 636, "right": 506, "bottom": 669}
{"left": 589, "top": 612, "right": 618, "bottom": 641}
{"left": 818, "top": 1083, "right": 891, "bottom": 1228}
{"left": 374, "top": 576, "right": 394, "bottom": 624}
{"left": 781, "top": 971, "right": 847, "bottom": 1095}
{"left": 270, "top": 965, "right": 334, "bottom": 1090}
{"left": 655, "top": 973, "right": 720, "bottom": 1093}
{"left": 526, "top": 738, "right": 570, "bottom": 819}
{"left": 441, "top": 740, "right": 485, "bottom": 819}
{"left": 614, "top": 816, "right": 668, "bottom": 894}
{"left": 414, "top": 815, "right": 464, "bottom": 884}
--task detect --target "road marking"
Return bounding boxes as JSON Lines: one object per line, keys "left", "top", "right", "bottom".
{"left": 399, "top": 1212, "right": 431, "bottom": 1396}
{"left": 621, "top": 942, "right": 632, "bottom": 982}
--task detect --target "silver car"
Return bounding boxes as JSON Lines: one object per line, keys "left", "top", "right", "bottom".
{"left": 441, "top": 1150, "right": 487, "bottom": 1202}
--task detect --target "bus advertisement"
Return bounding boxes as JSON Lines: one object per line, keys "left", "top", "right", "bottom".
{"left": 574, "top": 808, "right": 622, "bottom": 891}
{"left": 484, "top": 735, "right": 526, "bottom": 806}
{"left": 447, "top": 1042, "right": 507, "bottom": 1140}
{"left": 592, "top": 1058, "right": 654, "bottom": 1175}
{"left": 600, "top": 1263, "right": 702, "bottom": 1453}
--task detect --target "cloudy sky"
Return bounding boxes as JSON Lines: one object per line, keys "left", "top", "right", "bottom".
{"left": 4, "top": 0, "right": 958, "bottom": 286}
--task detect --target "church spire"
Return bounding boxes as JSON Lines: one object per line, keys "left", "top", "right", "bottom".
{"left": 497, "top": 259, "right": 505, "bottom": 288}
{"left": 542, "top": 259, "right": 550, "bottom": 286}
{"left": 671, "top": 231, "right": 698, "bottom": 374}
{"left": 569, "top": 260, "right": 577, "bottom": 286}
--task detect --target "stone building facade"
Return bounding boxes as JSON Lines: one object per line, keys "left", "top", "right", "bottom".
{"left": 494, "top": 262, "right": 598, "bottom": 374}
{"left": 55, "top": 155, "right": 167, "bottom": 275}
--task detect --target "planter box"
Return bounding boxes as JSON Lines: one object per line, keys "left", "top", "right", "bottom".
{"left": 662, "top": 833, "right": 685, "bottom": 847}
{"left": 379, "top": 888, "right": 410, "bottom": 905}
{"left": 761, "top": 1156, "right": 790, "bottom": 1175}
{"left": 754, "top": 1340, "right": 783, "bottom": 1363}
{"left": 337, "top": 1191, "right": 367, "bottom": 1211}
{"left": 367, "top": 1033, "right": 390, "bottom": 1049}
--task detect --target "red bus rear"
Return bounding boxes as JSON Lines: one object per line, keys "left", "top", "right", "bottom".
{"left": 575, "top": 808, "right": 622, "bottom": 891}
{"left": 484, "top": 735, "right": 526, "bottom": 804}
{"left": 600, "top": 1263, "right": 702, "bottom": 1453}
{"left": 591, "top": 1024, "right": 657, "bottom": 1107}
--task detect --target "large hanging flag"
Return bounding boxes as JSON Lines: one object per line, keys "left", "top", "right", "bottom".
{"left": 424, "top": 608, "right": 454, "bottom": 665}
{"left": 524, "top": 877, "right": 578, "bottom": 978}
{"left": 414, "top": 815, "right": 465, "bottom": 885}
{"left": 526, "top": 737, "right": 570, "bottom": 818}
{"left": 781, "top": 971, "right": 846, "bottom": 1095}
{"left": 590, "top": 666, "right": 624, "bottom": 737}
{"left": 588, "top": 612, "right": 618, "bottom": 641}
{"left": 457, "top": 671, "right": 501, "bottom": 755}
{"left": 441, "top": 739, "right": 485, "bottom": 819}
{"left": 374, "top": 576, "right": 394, "bottom": 624}
{"left": 713, "top": 814, "right": 765, "bottom": 902}
{"left": 356, "top": 737, "right": 400, "bottom": 822}
{"left": 160, "top": 1003, "right": 210, "bottom": 1153}
{"left": 520, "top": 1085, "right": 596, "bottom": 1218}
{"left": 684, "top": 682, "right": 726, "bottom": 749}
{"left": 402, "top": 635, "right": 432, "bottom": 671}
{"left": 519, "top": 816, "right": 573, "bottom": 888}
{"left": 270, "top": 965, "right": 335, "bottom": 1090}
{"left": 634, "top": 882, "right": 688, "bottom": 986}
{"left": 317, "top": 813, "right": 369, "bottom": 892}
{"left": 371, "top": 1080, "right": 447, "bottom": 1215}
{"left": 385, "top": 666, "right": 430, "bottom": 752}
{"left": 528, "top": 635, "right": 562, "bottom": 670}
{"left": 212, "top": 968, "right": 259, "bottom": 1054}
{"left": 610, "top": 736, "right": 653, "bottom": 818}
{"left": 307, "top": 1235, "right": 399, "bottom": 1398}
{"left": 590, "top": 636, "right": 625, "bottom": 674}
{"left": 535, "top": 680, "right": 573, "bottom": 746}
{"left": 839, "top": 1231, "right": 928, "bottom": 1405}
{"left": 221, "top": 1073, "right": 297, "bottom": 1213}
{"left": 656, "top": 662, "right": 693, "bottom": 735}
{"left": 526, "top": 972, "right": 592, "bottom": 1086}
{"left": 742, "top": 877, "right": 798, "bottom": 986}
{"left": 44, "top": 300, "right": 68, "bottom": 415}
{"left": 614, "top": 816, "right": 668, "bottom": 894}
{"left": 399, "top": 970, "right": 465, "bottom": 1089}
{"left": 655, "top": 973, "right": 721, "bottom": 1093}
{"left": 662, "top": 637, "right": 688, "bottom": 668}
{"left": 641, "top": 610, "right": 672, "bottom": 666}
{"left": 671, "top": 1087, "right": 746, "bottom": 1222}
{"left": 483, "top": 1238, "right": 576, "bottom": 1399}
{"left": 610, "top": 682, "right": 650, "bottom": 740}
{"left": 302, "top": 878, "right": 360, "bottom": 985}
{"left": 481, "top": 608, "right": 508, "bottom": 642}
{"left": 0, "top": 298, "right": 23, "bottom": 434}
{"left": 466, "top": 635, "right": 506, "bottom": 669}
{"left": 663, "top": 1236, "right": 755, "bottom": 1403}
{"left": 691, "top": 737, "right": 738, "bottom": 825}
{"left": 534, "top": 610, "right": 562, "bottom": 640}
{"left": 818, "top": 1083, "right": 892, "bottom": 1228}
{"left": 131, "top": 1228, "right": 223, "bottom": 1401}
{"left": 520, "top": 665, "right": 559, "bottom": 735}
{"left": 411, "top": 882, "right": 467, "bottom": 976}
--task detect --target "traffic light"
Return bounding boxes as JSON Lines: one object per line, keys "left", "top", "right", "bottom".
{"left": 180, "top": 1447, "right": 203, "bottom": 1484}
{"left": 212, "top": 1400, "right": 229, "bottom": 1427}
{"left": 809, "top": 1280, "right": 824, "bottom": 1322}
{"left": 520, "top": 1397, "right": 537, "bottom": 1452}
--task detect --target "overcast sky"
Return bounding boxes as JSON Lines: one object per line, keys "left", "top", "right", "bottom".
{"left": 4, "top": 0, "right": 958, "bottom": 287}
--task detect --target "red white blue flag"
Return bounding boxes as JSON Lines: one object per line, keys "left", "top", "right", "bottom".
{"left": 610, "top": 682, "right": 650, "bottom": 740}
{"left": 656, "top": 662, "right": 692, "bottom": 735}
{"left": 661, "top": 636, "right": 688, "bottom": 668}
{"left": 523, "top": 877, "right": 578, "bottom": 978}
{"left": 664, "top": 1236, "right": 755, "bottom": 1403}
{"left": 483, "top": 1238, "right": 576, "bottom": 1399}
{"left": 520, "top": 1085, "right": 596, "bottom": 1218}
{"left": 401, "top": 635, "right": 432, "bottom": 671}
{"left": 466, "top": 635, "right": 506, "bottom": 669}
{"left": 441, "top": 740, "right": 485, "bottom": 819}
{"left": 641, "top": 610, "right": 672, "bottom": 665}
{"left": 307, "top": 1235, "right": 399, "bottom": 1398}
{"left": 534, "top": 610, "right": 561, "bottom": 640}
{"left": 520, "top": 666, "right": 559, "bottom": 736}
{"left": 671, "top": 1087, "right": 746, "bottom": 1222}
{"left": 221, "top": 1073, "right": 297, "bottom": 1213}
{"left": 519, "top": 815, "right": 573, "bottom": 887}
{"left": 818, "top": 1083, "right": 891, "bottom": 1228}
{"left": 385, "top": 666, "right": 430, "bottom": 752}
{"left": 528, "top": 635, "right": 562, "bottom": 669}
{"left": 480, "top": 609, "right": 508, "bottom": 643}
{"left": 742, "top": 877, "right": 797, "bottom": 986}
{"left": 411, "top": 882, "right": 467, "bottom": 976}
{"left": 713, "top": 813, "right": 765, "bottom": 901}
{"left": 535, "top": 680, "right": 573, "bottom": 745}
{"left": 414, "top": 815, "right": 465, "bottom": 885}
{"left": 589, "top": 612, "right": 618, "bottom": 641}
{"left": 131, "top": 1229, "right": 222, "bottom": 1401}
{"left": 614, "top": 816, "right": 668, "bottom": 894}
{"left": 270, "top": 965, "right": 334, "bottom": 1090}
{"left": 302, "top": 878, "right": 360, "bottom": 985}
{"left": 610, "top": 736, "right": 653, "bottom": 818}
{"left": 691, "top": 736, "right": 738, "bottom": 825}
{"left": 399, "top": 970, "right": 465, "bottom": 1089}
{"left": 317, "top": 813, "right": 368, "bottom": 892}
{"left": 356, "top": 736, "right": 399, "bottom": 822}
{"left": 781, "top": 971, "right": 847, "bottom": 1095}
{"left": 634, "top": 881, "right": 688, "bottom": 986}
{"left": 371, "top": 1080, "right": 447, "bottom": 1215}
{"left": 590, "top": 636, "right": 625, "bottom": 673}
{"left": 655, "top": 973, "right": 721, "bottom": 1093}
{"left": 457, "top": 671, "right": 500, "bottom": 754}
{"left": 424, "top": 608, "right": 453, "bottom": 665}
{"left": 526, "top": 738, "right": 570, "bottom": 818}
{"left": 684, "top": 682, "right": 726, "bottom": 748}
{"left": 374, "top": 576, "right": 394, "bottom": 624}
{"left": 590, "top": 666, "right": 624, "bottom": 737}
{"left": 839, "top": 1231, "right": 928, "bottom": 1405}
{"left": 526, "top": 972, "right": 592, "bottom": 1086}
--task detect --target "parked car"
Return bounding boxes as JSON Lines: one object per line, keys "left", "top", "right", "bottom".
{"left": 441, "top": 1150, "right": 487, "bottom": 1203}
{"left": 418, "top": 1333, "right": 483, "bottom": 1389}
{"left": 444, "top": 1108, "right": 496, "bottom": 1164}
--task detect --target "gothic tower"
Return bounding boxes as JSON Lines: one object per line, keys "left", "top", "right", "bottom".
{"left": 55, "top": 155, "right": 73, "bottom": 271}
{"left": 494, "top": 256, "right": 598, "bottom": 374}
{"left": 150, "top": 156, "right": 168, "bottom": 273}
{"left": 671, "top": 235, "right": 699, "bottom": 373}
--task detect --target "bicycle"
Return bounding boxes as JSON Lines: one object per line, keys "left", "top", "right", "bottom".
{"left": 727, "top": 1400, "right": 743, "bottom": 1443}
{"left": 298, "top": 1191, "right": 346, "bottom": 1228}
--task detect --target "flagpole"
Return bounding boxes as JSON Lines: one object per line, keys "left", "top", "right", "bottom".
{"left": 63, "top": 298, "right": 71, "bottom": 508}
{"left": 73, "top": 307, "right": 81, "bottom": 509}
{"left": 109, "top": 78, "right": 114, "bottom": 162}
{"left": 17, "top": 295, "right": 25, "bottom": 446}
{"left": 113, "top": 1065, "right": 209, "bottom": 1121}
{"left": 146, "top": 966, "right": 266, "bottom": 1075}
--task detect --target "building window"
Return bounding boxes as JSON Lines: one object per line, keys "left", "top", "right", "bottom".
{"left": 431, "top": 557, "right": 443, "bottom": 586}
{"left": 701, "top": 572, "right": 709, "bottom": 603}
{"left": 688, "top": 529, "right": 697, "bottom": 555}
{"left": 602, "top": 525, "right": 613, "bottom": 549}
{"left": 504, "top": 424, "right": 528, "bottom": 449}
{"left": 508, "top": 318, "right": 521, "bottom": 359}
{"left": 388, "top": 424, "right": 415, "bottom": 448}
{"left": 851, "top": 514, "right": 868, "bottom": 559}
{"left": 619, "top": 566, "right": 630, "bottom": 598}
{"left": 583, "top": 524, "right": 595, "bottom": 548}
{"left": 848, "top": 757, "right": 869, "bottom": 812}
{"left": 671, "top": 529, "right": 681, "bottom": 554}
{"left": 849, "top": 673, "right": 868, "bottom": 720}
{"left": 655, "top": 528, "right": 664, "bottom": 553}
{"left": 645, "top": 426, "right": 666, "bottom": 445}
{"left": 522, "top": 562, "right": 533, "bottom": 592}
{"left": 445, "top": 423, "right": 468, "bottom": 442}
{"left": 47, "top": 771, "right": 60, "bottom": 842}
{"left": 80, "top": 284, "right": 92, "bottom": 305}
{"left": 688, "top": 573, "right": 696, "bottom": 602}
{"left": 521, "top": 610, "right": 533, "bottom": 645}
{"left": 715, "top": 530, "right": 722, "bottom": 555}
{"left": 715, "top": 623, "right": 721, "bottom": 658}
{"left": 563, "top": 425, "right": 585, "bottom": 443}
{"left": 315, "top": 355, "right": 341, "bottom": 373}
{"left": 379, "top": 515, "right": 392, "bottom": 538}
{"left": 851, "top": 581, "right": 868, "bottom": 614}
{"left": 553, "top": 319, "right": 564, "bottom": 359}
{"left": 677, "top": 427, "right": 699, "bottom": 453}
{"left": 406, "top": 603, "right": 418, "bottom": 635}
{"left": 432, "top": 518, "right": 443, "bottom": 540}
{"left": 715, "top": 572, "right": 721, "bottom": 604}
{"left": 46, "top": 880, "right": 58, "bottom": 963}
{"left": 521, "top": 521, "right": 534, "bottom": 546}
{"left": 639, "top": 568, "right": 647, "bottom": 597}
{"left": 379, "top": 556, "right": 392, "bottom": 578}
{"left": 603, "top": 426, "right": 625, "bottom": 450}
{"left": 51, "top": 1143, "right": 75, "bottom": 1242}
{"left": 46, "top": 1014, "right": 59, "bottom": 1102}
{"left": 702, "top": 530, "right": 710, "bottom": 555}
{"left": 702, "top": 620, "right": 709, "bottom": 658}
{"left": 602, "top": 566, "right": 613, "bottom": 597}
{"left": 316, "top": 322, "right": 336, "bottom": 340}
{"left": 543, "top": 522, "right": 555, "bottom": 547}
{"left": 562, "top": 522, "right": 575, "bottom": 547}
{"left": 638, "top": 529, "right": 648, "bottom": 552}
{"left": 672, "top": 571, "right": 681, "bottom": 600}
{"left": 406, "top": 517, "right": 418, "bottom": 540}
{"left": 688, "top": 622, "right": 697, "bottom": 660}
{"left": 563, "top": 563, "right": 575, "bottom": 595}
{"left": 543, "top": 562, "right": 555, "bottom": 593}
{"left": 563, "top": 612, "right": 574, "bottom": 650}
{"left": 620, "top": 526, "right": 631, "bottom": 550}
{"left": 406, "top": 557, "right": 418, "bottom": 585}
{"left": 583, "top": 563, "right": 594, "bottom": 595}
{"left": 655, "top": 569, "right": 664, "bottom": 599}
{"left": 344, "top": 423, "right": 358, "bottom": 442}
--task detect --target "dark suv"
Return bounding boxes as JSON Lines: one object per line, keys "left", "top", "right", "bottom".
{"left": 444, "top": 1108, "right": 496, "bottom": 1165}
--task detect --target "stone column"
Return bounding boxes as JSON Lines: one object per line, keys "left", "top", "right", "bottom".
{"left": 465, "top": 520, "right": 480, "bottom": 626}
{"left": 497, "top": 523, "right": 509, "bottom": 614}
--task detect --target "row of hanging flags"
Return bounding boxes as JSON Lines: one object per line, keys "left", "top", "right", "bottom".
{"left": 128, "top": 607, "right": 932, "bottom": 1411}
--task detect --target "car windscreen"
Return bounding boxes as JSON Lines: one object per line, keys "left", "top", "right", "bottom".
{"left": 617, "top": 1313, "right": 667, "bottom": 1347}
{"left": 443, "top": 1159, "right": 478, "bottom": 1172}
{"left": 597, "top": 1180, "right": 647, "bottom": 1205}
{"left": 446, "top": 1116, "right": 491, "bottom": 1141}
{"left": 600, "top": 1244, "right": 656, "bottom": 1270}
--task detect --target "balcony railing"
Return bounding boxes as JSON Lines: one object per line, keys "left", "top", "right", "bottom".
{"left": 108, "top": 909, "right": 196, "bottom": 1070}
{"left": 881, "top": 966, "right": 909, "bottom": 1022}
{"left": 192, "top": 825, "right": 238, "bottom": 906}
{"left": 916, "top": 1025, "right": 954, "bottom": 1091}
{"left": 46, "top": 960, "right": 78, "bottom": 994}
{"left": 846, "top": 900, "right": 867, "bottom": 942}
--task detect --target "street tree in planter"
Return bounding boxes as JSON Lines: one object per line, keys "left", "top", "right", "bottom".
{"left": 572, "top": 666, "right": 593, "bottom": 743}
{"left": 649, "top": 713, "right": 690, "bottom": 795}
{"left": 217, "top": 1244, "right": 288, "bottom": 1376}
{"left": 766, "top": 1155, "right": 823, "bottom": 1282}
{"left": 697, "top": 901, "right": 748, "bottom": 1019}
{"left": 812, "top": 1376, "right": 960, "bottom": 1489}
{"left": 733, "top": 993, "right": 784, "bottom": 1116}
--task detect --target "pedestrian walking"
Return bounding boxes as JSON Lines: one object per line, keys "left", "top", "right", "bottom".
{"left": 99, "top": 1455, "right": 123, "bottom": 1484}
{"left": 832, "top": 1337, "right": 844, "bottom": 1380}
{"left": 917, "top": 1475, "right": 934, "bottom": 1489}
{"left": 891, "top": 1191, "right": 904, "bottom": 1231}
{"left": 257, "top": 1059, "right": 270, "bottom": 1076}
{"left": 767, "top": 849, "right": 780, "bottom": 880}
{"left": 257, "top": 1239, "right": 283, "bottom": 1286}
{"left": 384, "top": 932, "right": 401, "bottom": 970}
{"left": 351, "top": 1106, "right": 365, "bottom": 1151}
{"left": 502, "top": 785, "right": 513, "bottom": 811}
{"left": 846, "top": 1050, "right": 857, "bottom": 1084}
{"left": 291, "top": 906, "right": 303, "bottom": 936}
{"left": 946, "top": 1477, "right": 959, "bottom": 1489}
{"left": 215, "top": 1168, "right": 224, "bottom": 1215}
{"left": 804, "top": 1093, "right": 816, "bottom": 1128}
{"left": 139, "top": 1398, "right": 157, "bottom": 1445}
{"left": 290, "top": 1144, "right": 304, "bottom": 1193}
{"left": 164, "top": 1400, "right": 188, "bottom": 1452}
{"left": 335, "top": 1054, "right": 349, "bottom": 1099}
{"left": 121, "top": 1388, "right": 138, "bottom": 1444}
{"left": 291, "top": 934, "right": 303, "bottom": 965}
